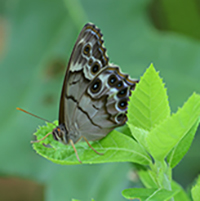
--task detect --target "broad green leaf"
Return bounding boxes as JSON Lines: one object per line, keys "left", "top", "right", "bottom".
{"left": 116, "top": 124, "right": 133, "bottom": 138}
{"left": 122, "top": 188, "right": 178, "bottom": 201}
{"left": 127, "top": 124, "right": 149, "bottom": 151}
{"left": 147, "top": 93, "right": 200, "bottom": 160}
{"left": 128, "top": 64, "right": 170, "bottom": 131}
{"left": 171, "top": 181, "right": 191, "bottom": 201}
{"left": 191, "top": 175, "right": 200, "bottom": 201}
{"left": 138, "top": 169, "right": 158, "bottom": 188}
{"left": 167, "top": 118, "right": 200, "bottom": 168}
{"left": 1, "top": 1, "right": 200, "bottom": 201}
{"left": 33, "top": 121, "right": 152, "bottom": 165}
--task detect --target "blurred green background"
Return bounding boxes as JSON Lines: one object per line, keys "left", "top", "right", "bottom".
{"left": 0, "top": 0, "right": 200, "bottom": 200}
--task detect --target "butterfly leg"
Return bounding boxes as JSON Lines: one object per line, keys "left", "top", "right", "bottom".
{"left": 83, "top": 136, "right": 104, "bottom": 155}
{"left": 69, "top": 139, "right": 82, "bottom": 164}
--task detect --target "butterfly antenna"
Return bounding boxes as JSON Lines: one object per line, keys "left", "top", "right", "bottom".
{"left": 31, "top": 132, "right": 52, "bottom": 143}
{"left": 16, "top": 107, "right": 56, "bottom": 126}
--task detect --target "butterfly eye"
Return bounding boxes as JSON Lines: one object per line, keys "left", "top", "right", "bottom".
{"left": 83, "top": 44, "right": 91, "bottom": 56}
{"left": 57, "top": 132, "right": 62, "bottom": 138}
{"left": 117, "top": 88, "right": 127, "bottom": 98}
{"left": 118, "top": 100, "right": 127, "bottom": 110}
{"left": 91, "top": 63, "right": 100, "bottom": 74}
{"left": 91, "top": 79, "right": 102, "bottom": 93}
{"left": 108, "top": 74, "right": 117, "bottom": 87}
{"left": 53, "top": 127, "right": 63, "bottom": 141}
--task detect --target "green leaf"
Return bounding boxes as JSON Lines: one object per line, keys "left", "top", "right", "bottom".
{"left": 127, "top": 124, "right": 149, "bottom": 151}
{"left": 128, "top": 64, "right": 170, "bottom": 131}
{"left": 171, "top": 181, "right": 191, "bottom": 201}
{"left": 147, "top": 93, "right": 200, "bottom": 160}
{"left": 1, "top": 1, "right": 200, "bottom": 201}
{"left": 167, "top": 118, "right": 200, "bottom": 168}
{"left": 138, "top": 169, "right": 158, "bottom": 188}
{"left": 32, "top": 121, "right": 152, "bottom": 165}
{"left": 116, "top": 124, "right": 133, "bottom": 138}
{"left": 191, "top": 175, "right": 200, "bottom": 201}
{"left": 122, "top": 188, "right": 178, "bottom": 201}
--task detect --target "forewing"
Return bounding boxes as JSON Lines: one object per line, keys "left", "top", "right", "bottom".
{"left": 59, "top": 23, "right": 108, "bottom": 127}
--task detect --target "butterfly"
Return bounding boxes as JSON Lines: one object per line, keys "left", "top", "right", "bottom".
{"left": 18, "top": 23, "right": 139, "bottom": 163}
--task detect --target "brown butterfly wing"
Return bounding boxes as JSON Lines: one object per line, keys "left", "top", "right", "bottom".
{"left": 59, "top": 23, "right": 108, "bottom": 126}
{"left": 58, "top": 23, "right": 138, "bottom": 143}
{"left": 74, "top": 65, "right": 138, "bottom": 141}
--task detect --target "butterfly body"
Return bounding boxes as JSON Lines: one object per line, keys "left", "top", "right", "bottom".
{"left": 52, "top": 23, "right": 138, "bottom": 147}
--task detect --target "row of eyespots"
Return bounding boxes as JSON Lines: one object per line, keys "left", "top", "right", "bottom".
{"left": 90, "top": 81, "right": 128, "bottom": 111}
{"left": 108, "top": 74, "right": 136, "bottom": 90}
{"left": 90, "top": 76, "right": 129, "bottom": 111}
{"left": 83, "top": 43, "right": 102, "bottom": 75}
{"left": 84, "top": 43, "right": 130, "bottom": 111}
{"left": 107, "top": 74, "right": 130, "bottom": 98}
{"left": 109, "top": 73, "right": 137, "bottom": 91}
{"left": 90, "top": 74, "right": 126, "bottom": 95}
{"left": 108, "top": 74, "right": 123, "bottom": 88}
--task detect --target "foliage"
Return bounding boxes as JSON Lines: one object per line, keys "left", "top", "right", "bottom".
{"left": 34, "top": 65, "right": 200, "bottom": 200}
{"left": 1, "top": 0, "right": 200, "bottom": 200}
{"left": 191, "top": 176, "right": 200, "bottom": 201}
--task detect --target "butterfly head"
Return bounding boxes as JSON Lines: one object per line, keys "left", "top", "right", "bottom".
{"left": 52, "top": 124, "right": 69, "bottom": 144}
